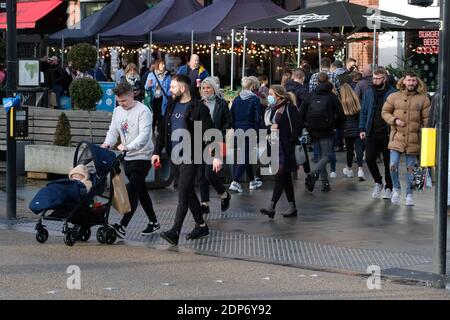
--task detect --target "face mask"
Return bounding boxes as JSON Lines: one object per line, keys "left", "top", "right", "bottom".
{"left": 267, "top": 95, "right": 277, "bottom": 106}
{"left": 206, "top": 95, "right": 216, "bottom": 101}
{"left": 374, "top": 82, "right": 385, "bottom": 89}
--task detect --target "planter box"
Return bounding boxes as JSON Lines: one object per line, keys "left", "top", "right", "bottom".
{"left": 25, "top": 145, "right": 76, "bottom": 176}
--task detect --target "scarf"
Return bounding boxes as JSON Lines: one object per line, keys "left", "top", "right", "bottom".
{"left": 271, "top": 99, "right": 288, "bottom": 124}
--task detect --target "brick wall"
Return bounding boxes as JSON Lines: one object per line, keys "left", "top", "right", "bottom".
{"left": 349, "top": 0, "right": 379, "bottom": 68}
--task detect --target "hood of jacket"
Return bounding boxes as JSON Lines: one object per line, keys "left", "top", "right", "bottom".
{"left": 240, "top": 90, "right": 257, "bottom": 100}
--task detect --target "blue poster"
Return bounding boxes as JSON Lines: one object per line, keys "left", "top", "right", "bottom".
{"left": 96, "top": 82, "right": 116, "bottom": 112}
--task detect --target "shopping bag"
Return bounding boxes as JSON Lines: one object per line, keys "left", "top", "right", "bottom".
{"left": 111, "top": 171, "right": 131, "bottom": 215}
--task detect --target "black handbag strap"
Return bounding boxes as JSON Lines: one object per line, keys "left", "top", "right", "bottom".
{"left": 152, "top": 71, "right": 170, "bottom": 100}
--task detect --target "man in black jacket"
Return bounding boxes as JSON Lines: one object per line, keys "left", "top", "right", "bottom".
{"left": 284, "top": 69, "right": 309, "bottom": 108}
{"left": 300, "top": 73, "right": 345, "bottom": 192}
{"left": 152, "top": 75, "right": 220, "bottom": 246}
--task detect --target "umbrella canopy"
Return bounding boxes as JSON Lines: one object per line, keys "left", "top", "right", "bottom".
{"left": 153, "top": 0, "right": 288, "bottom": 44}
{"left": 235, "top": 1, "right": 438, "bottom": 34}
{"left": 101, "top": 0, "right": 202, "bottom": 44}
{"left": 48, "top": 0, "right": 149, "bottom": 43}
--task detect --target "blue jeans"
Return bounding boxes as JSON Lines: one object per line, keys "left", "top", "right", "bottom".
{"left": 389, "top": 150, "right": 417, "bottom": 195}
{"left": 313, "top": 141, "right": 336, "bottom": 172}
{"left": 312, "top": 137, "right": 334, "bottom": 182}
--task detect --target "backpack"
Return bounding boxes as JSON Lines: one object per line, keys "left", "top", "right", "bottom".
{"left": 306, "top": 94, "right": 334, "bottom": 130}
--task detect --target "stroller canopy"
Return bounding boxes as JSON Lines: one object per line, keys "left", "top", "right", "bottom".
{"left": 74, "top": 141, "right": 117, "bottom": 181}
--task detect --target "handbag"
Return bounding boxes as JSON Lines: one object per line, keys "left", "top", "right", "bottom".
{"left": 286, "top": 106, "right": 307, "bottom": 166}
{"left": 111, "top": 170, "right": 131, "bottom": 215}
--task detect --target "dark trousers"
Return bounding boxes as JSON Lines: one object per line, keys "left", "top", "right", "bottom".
{"left": 197, "top": 163, "right": 227, "bottom": 203}
{"left": 120, "top": 160, "right": 157, "bottom": 227}
{"left": 365, "top": 133, "right": 393, "bottom": 190}
{"left": 152, "top": 96, "right": 163, "bottom": 130}
{"left": 233, "top": 137, "right": 254, "bottom": 182}
{"left": 172, "top": 163, "right": 205, "bottom": 233}
{"left": 344, "top": 137, "right": 365, "bottom": 167}
{"left": 272, "top": 166, "right": 295, "bottom": 206}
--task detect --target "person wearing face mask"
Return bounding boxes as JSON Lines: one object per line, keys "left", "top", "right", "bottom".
{"left": 197, "top": 77, "right": 232, "bottom": 216}
{"left": 260, "top": 85, "right": 302, "bottom": 219}
{"left": 381, "top": 72, "right": 430, "bottom": 206}
{"left": 121, "top": 63, "right": 142, "bottom": 101}
{"left": 145, "top": 59, "right": 171, "bottom": 131}
{"left": 359, "top": 67, "right": 397, "bottom": 201}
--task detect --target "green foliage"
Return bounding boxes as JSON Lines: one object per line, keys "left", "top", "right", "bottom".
{"left": 68, "top": 43, "right": 97, "bottom": 72}
{"left": 386, "top": 55, "right": 423, "bottom": 80}
{"left": 54, "top": 112, "right": 72, "bottom": 147}
{"left": 69, "top": 78, "right": 103, "bottom": 111}
{"left": 222, "top": 86, "right": 240, "bottom": 104}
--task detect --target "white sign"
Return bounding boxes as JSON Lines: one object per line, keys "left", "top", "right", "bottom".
{"left": 363, "top": 13, "right": 409, "bottom": 26}
{"left": 277, "top": 13, "right": 330, "bottom": 26}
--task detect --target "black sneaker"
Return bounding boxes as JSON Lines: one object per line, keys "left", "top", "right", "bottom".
{"left": 260, "top": 208, "right": 275, "bottom": 219}
{"left": 305, "top": 172, "right": 318, "bottom": 192}
{"left": 186, "top": 225, "right": 209, "bottom": 240}
{"left": 160, "top": 229, "right": 179, "bottom": 246}
{"left": 111, "top": 223, "right": 126, "bottom": 239}
{"left": 200, "top": 204, "right": 210, "bottom": 215}
{"left": 141, "top": 222, "right": 160, "bottom": 236}
{"left": 221, "top": 192, "right": 231, "bottom": 212}
{"left": 321, "top": 182, "right": 331, "bottom": 192}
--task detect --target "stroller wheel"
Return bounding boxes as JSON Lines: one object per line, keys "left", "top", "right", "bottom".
{"left": 105, "top": 227, "right": 117, "bottom": 245}
{"left": 96, "top": 227, "right": 106, "bottom": 244}
{"left": 64, "top": 230, "right": 76, "bottom": 247}
{"left": 36, "top": 229, "right": 49, "bottom": 244}
{"left": 80, "top": 228, "right": 91, "bottom": 242}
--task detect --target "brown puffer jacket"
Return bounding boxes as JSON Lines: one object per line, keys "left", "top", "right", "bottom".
{"left": 381, "top": 78, "right": 430, "bottom": 155}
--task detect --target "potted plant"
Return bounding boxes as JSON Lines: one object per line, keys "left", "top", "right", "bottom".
{"left": 67, "top": 43, "right": 97, "bottom": 78}
{"left": 69, "top": 78, "right": 103, "bottom": 142}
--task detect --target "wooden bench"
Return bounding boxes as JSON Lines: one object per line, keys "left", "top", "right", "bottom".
{"left": 0, "top": 106, "right": 112, "bottom": 150}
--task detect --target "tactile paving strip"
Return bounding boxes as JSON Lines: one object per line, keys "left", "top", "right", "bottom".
{"left": 15, "top": 209, "right": 432, "bottom": 273}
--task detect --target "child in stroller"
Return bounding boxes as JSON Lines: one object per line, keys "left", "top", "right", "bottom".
{"left": 30, "top": 141, "right": 126, "bottom": 246}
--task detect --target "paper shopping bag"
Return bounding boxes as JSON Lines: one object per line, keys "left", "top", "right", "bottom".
{"left": 111, "top": 171, "right": 131, "bottom": 215}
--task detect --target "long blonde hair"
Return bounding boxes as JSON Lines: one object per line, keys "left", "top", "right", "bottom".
{"left": 270, "top": 84, "right": 296, "bottom": 107}
{"left": 340, "top": 83, "right": 360, "bottom": 115}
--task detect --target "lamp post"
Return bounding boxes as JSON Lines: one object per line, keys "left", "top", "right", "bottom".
{"left": 6, "top": 0, "right": 17, "bottom": 220}
{"left": 433, "top": 0, "right": 450, "bottom": 276}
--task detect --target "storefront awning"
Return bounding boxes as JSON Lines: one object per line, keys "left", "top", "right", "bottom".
{"left": 0, "top": 0, "right": 63, "bottom": 29}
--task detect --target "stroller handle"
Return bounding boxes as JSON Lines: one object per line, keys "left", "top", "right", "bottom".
{"left": 116, "top": 151, "right": 127, "bottom": 162}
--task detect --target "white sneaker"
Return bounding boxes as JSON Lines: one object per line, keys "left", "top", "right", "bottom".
{"left": 405, "top": 194, "right": 414, "bottom": 206}
{"left": 229, "top": 181, "right": 243, "bottom": 193}
{"left": 372, "top": 183, "right": 383, "bottom": 198}
{"left": 391, "top": 188, "right": 401, "bottom": 205}
{"left": 343, "top": 167, "right": 353, "bottom": 178}
{"left": 330, "top": 172, "right": 337, "bottom": 178}
{"left": 357, "top": 167, "right": 365, "bottom": 181}
{"left": 382, "top": 188, "right": 392, "bottom": 199}
{"left": 249, "top": 179, "right": 262, "bottom": 190}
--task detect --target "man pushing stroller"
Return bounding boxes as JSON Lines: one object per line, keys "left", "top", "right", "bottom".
{"left": 102, "top": 83, "right": 160, "bottom": 238}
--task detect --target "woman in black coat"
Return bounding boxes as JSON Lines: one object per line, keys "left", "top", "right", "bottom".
{"left": 260, "top": 85, "right": 302, "bottom": 219}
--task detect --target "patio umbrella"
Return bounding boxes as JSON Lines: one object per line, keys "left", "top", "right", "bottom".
{"left": 235, "top": 1, "right": 438, "bottom": 68}
{"left": 48, "top": 0, "right": 149, "bottom": 44}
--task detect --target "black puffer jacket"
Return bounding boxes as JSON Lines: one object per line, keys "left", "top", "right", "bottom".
{"left": 343, "top": 113, "right": 360, "bottom": 138}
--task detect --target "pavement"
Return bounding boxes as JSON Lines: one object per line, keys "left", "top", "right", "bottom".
{"left": 1, "top": 152, "right": 450, "bottom": 292}
{"left": 1, "top": 228, "right": 450, "bottom": 300}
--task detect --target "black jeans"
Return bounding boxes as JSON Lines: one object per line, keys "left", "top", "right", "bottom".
{"left": 233, "top": 137, "right": 255, "bottom": 182}
{"left": 172, "top": 163, "right": 205, "bottom": 233}
{"left": 344, "top": 137, "right": 364, "bottom": 167}
{"left": 120, "top": 160, "right": 157, "bottom": 227}
{"left": 152, "top": 96, "right": 163, "bottom": 131}
{"left": 365, "top": 133, "right": 393, "bottom": 190}
{"left": 197, "top": 163, "right": 227, "bottom": 203}
{"left": 272, "top": 165, "right": 295, "bottom": 206}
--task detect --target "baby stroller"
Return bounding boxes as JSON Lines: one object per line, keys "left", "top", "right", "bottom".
{"left": 29, "top": 141, "right": 126, "bottom": 247}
